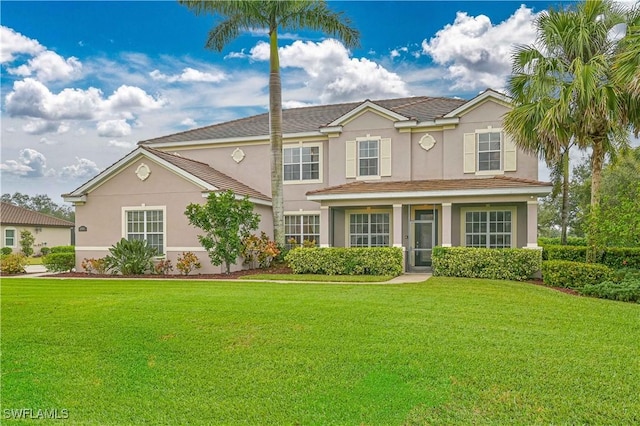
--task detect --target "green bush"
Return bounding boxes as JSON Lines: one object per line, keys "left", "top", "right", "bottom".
{"left": 40, "top": 246, "right": 51, "bottom": 256}
{"left": 285, "top": 247, "right": 403, "bottom": 276}
{"left": 538, "top": 237, "right": 588, "bottom": 246}
{"left": 0, "top": 253, "right": 27, "bottom": 274}
{"left": 43, "top": 252, "right": 76, "bottom": 272}
{"left": 541, "top": 260, "right": 612, "bottom": 289}
{"left": 544, "top": 245, "right": 588, "bottom": 262}
{"left": 579, "top": 279, "right": 640, "bottom": 303}
{"left": 1, "top": 247, "right": 12, "bottom": 256}
{"left": 431, "top": 247, "right": 541, "bottom": 281}
{"left": 600, "top": 247, "right": 640, "bottom": 270}
{"left": 105, "top": 238, "right": 158, "bottom": 275}
{"left": 50, "top": 245, "right": 75, "bottom": 253}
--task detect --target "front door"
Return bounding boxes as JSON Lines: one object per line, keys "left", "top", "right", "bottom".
{"left": 414, "top": 221, "right": 434, "bottom": 266}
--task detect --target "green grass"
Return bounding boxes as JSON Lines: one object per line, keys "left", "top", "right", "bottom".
{"left": 2, "top": 277, "right": 639, "bottom": 425}
{"left": 241, "top": 273, "right": 393, "bottom": 282}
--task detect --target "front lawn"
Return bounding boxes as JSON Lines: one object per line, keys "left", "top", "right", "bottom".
{"left": 2, "top": 277, "right": 639, "bottom": 424}
{"left": 240, "top": 273, "right": 393, "bottom": 282}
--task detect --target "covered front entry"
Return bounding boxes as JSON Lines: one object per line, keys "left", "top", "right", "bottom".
{"left": 409, "top": 206, "right": 438, "bottom": 270}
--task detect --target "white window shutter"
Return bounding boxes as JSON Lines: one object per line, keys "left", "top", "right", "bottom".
{"left": 463, "top": 133, "right": 476, "bottom": 173}
{"left": 503, "top": 133, "right": 517, "bottom": 172}
{"left": 380, "top": 138, "right": 392, "bottom": 177}
{"left": 345, "top": 140, "right": 356, "bottom": 178}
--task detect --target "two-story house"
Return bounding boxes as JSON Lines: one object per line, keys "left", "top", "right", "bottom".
{"left": 64, "top": 89, "right": 552, "bottom": 273}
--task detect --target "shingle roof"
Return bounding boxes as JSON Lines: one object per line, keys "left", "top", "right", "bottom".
{"left": 139, "top": 96, "right": 467, "bottom": 145}
{"left": 0, "top": 202, "right": 74, "bottom": 227}
{"left": 142, "top": 147, "right": 271, "bottom": 202}
{"left": 307, "top": 176, "right": 552, "bottom": 197}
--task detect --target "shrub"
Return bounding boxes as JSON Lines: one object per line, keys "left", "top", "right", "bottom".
{"left": 19, "top": 230, "right": 35, "bottom": 257}
{"left": 43, "top": 252, "right": 76, "bottom": 272}
{"left": 285, "top": 247, "right": 403, "bottom": 276}
{"left": 1, "top": 247, "right": 12, "bottom": 256}
{"left": 431, "top": 247, "right": 541, "bottom": 281}
{"left": 538, "top": 237, "right": 588, "bottom": 246}
{"left": 0, "top": 253, "right": 27, "bottom": 274}
{"left": 104, "top": 238, "right": 157, "bottom": 275}
{"left": 242, "top": 232, "right": 280, "bottom": 269}
{"left": 176, "top": 251, "right": 202, "bottom": 275}
{"left": 544, "top": 245, "right": 588, "bottom": 262}
{"left": 600, "top": 247, "right": 640, "bottom": 270}
{"left": 81, "top": 257, "right": 108, "bottom": 274}
{"left": 579, "top": 279, "right": 640, "bottom": 303}
{"left": 541, "top": 260, "right": 612, "bottom": 289}
{"left": 50, "top": 246, "right": 75, "bottom": 253}
{"left": 40, "top": 246, "right": 51, "bottom": 256}
{"left": 154, "top": 258, "right": 174, "bottom": 275}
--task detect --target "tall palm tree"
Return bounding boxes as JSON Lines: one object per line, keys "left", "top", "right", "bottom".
{"left": 613, "top": 5, "right": 640, "bottom": 134}
{"left": 179, "top": 0, "right": 359, "bottom": 248}
{"left": 504, "top": 0, "right": 635, "bottom": 250}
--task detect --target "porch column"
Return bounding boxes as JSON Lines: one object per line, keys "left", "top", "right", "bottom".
{"left": 526, "top": 200, "right": 539, "bottom": 248}
{"left": 392, "top": 204, "right": 403, "bottom": 248}
{"left": 441, "top": 203, "right": 452, "bottom": 247}
{"left": 319, "top": 206, "right": 330, "bottom": 248}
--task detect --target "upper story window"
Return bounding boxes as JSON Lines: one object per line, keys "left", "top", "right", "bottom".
{"left": 464, "top": 128, "right": 516, "bottom": 174}
{"left": 4, "top": 228, "right": 16, "bottom": 247}
{"left": 358, "top": 140, "right": 379, "bottom": 176}
{"left": 283, "top": 144, "right": 321, "bottom": 183}
{"left": 124, "top": 208, "right": 164, "bottom": 254}
{"left": 346, "top": 136, "right": 391, "bottom": 179}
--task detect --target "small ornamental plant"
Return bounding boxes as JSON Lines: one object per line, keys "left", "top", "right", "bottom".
{"left": 176, "top": 251, "right": 202, "bottom": 276}
{"left": 81, "top": 257, "right": 108, "bottom": 275}
{"left": 154, "top": 259, "right": 174, "bottom": 275}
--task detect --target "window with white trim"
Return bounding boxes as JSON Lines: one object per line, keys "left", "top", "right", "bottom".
{"left": 285, "top": 214, "right": 319, "bottom": 248}
{"left": 358, "top": 139, "right": 379, "bottom": 176}
{"left": 4, "top": 229, "right": 16, "bottom": 247}
{"left": 283, "top": 145, "right": 320, "bottom": 182}
{"left": 463, "top": 128, "right": 517, "bottom": 174}
{"left": 464, "top": 210, "right": 512, "bottom": 248}
{"left": 125, "top": 209, "right": 164, "bottom": 254}
{"left": 346, "top": 136, "right": 391, "bottom": 179}
{"left": 349, "top": 213, "right": 390, "bottom": 247}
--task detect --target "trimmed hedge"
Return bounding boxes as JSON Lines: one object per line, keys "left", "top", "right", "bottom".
{"left": 541, "top": 260, "right": 612, "bottom": 289}
{"left": 600, "top": 247, "right": 640, "bottom": 270}
{"left": 544, "top": 245, "right": 587, "bottom": 262}
{"left": 50, "top": 245, "right": 75, "bottom": 253}
{"left": 431, "top": 247, "right": 542, "bottom": 281}
{"left": 285, "top": 247, "right": 403, "bottom": 276}
{"left": 538, "top": 237, "right": 587, "bottom": 246}
{"left": 43, "top": 252, "right": 75, "bottom": 272}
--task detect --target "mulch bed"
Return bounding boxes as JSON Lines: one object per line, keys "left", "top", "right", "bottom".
{"left": 42, "top": 265, "right": 293, "bottom": 280}
{"left": 526, "top": 278, "right": 580, "bottom": 296}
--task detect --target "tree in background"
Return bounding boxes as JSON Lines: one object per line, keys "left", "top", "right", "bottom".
{"left": 185, "top": 190, "right": 260, "bottom": 274}
{"left": 19, "top": 230, "right": 35, "bottom": 257}
{"left": 178, "top": 0, "right": 359, "bottom": 249}
{"left": 1, "top": 193, "right": 74, "bottom": 222}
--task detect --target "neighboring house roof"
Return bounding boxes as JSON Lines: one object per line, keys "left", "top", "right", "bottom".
{"left": 63, "top": 147, "right": 271, "bottom": 204}
{"left": 306, "top": 176, "right": 552, "bottom": 201}
{"left": 139, "top": 95, "right": 468, "bottom": 145}
{"left": 0, "top": 202, "right": 74, "bottom": 227}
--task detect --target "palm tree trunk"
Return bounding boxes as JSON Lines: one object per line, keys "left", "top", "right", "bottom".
{"left": 587, "top": 139, "right": 605, "bottom": 262}
{"left": 268, "top": 28, "right": 285, "bottom": 248}
{"left": 560, "top": 150, "right": 570, "bottom": 245}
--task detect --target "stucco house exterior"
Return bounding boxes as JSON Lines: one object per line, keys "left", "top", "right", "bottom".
{"left": 64, "top": 89, "right": 552, "bottom": 273}
{"left": 0, "top": 202, "right": 74, "bottom": 254}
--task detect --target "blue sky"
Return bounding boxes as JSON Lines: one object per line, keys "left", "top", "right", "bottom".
{"left": 1, "top": 0, "right": 578, "bottom": 203}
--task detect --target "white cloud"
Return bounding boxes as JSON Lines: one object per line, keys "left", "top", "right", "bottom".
{"left": 22, "top": 119, "right": 59, "bottom": 135}
{"left": 97, "top": 119, "right": 132, "bottom": 137}
{"left": 0, "top": 148, "right": 54, "bottom": 178}
{"left": 107, "top": 140, "right": 134, "bottom": 149}
{"left": 250, "top": 39, "right": 409, "bottom": 103}
{"left": 149, "top": 67, "right": 227, "bottom": 83}
{"left": 39, "top": 137, "right": 58, "bottom": 145}
{"left": 180, "top": 118, "right": 197, "bottom": 128}
{"left": 422, "top": 5, "right": 539, "bottom": 91}
{"left": 4, "top": 79, "right": 164, "bottom": 121}
{"left": 8, "top": 50, "right": 82, "bottom": 82}
{"left": 0, "top": 26, "right": 44, "bottom": 63}
{"left": 59, "top": 157, "right": 101, "bottom": 180}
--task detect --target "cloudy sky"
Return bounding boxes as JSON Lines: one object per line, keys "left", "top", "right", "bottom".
{"left": 1, "top": 0, "right": 580, "bottom": 203}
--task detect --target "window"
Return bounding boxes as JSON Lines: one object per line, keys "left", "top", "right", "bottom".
{"left": 477, "top": 132, "right": 501, "bottom": 171}
{"left": 4, "top": 229, "right": 16, "bottom": 247}
{"left": 349, "top": 213, "right": 390, "bottom": 247}
{"left": 465, "top": 210, "right": 512, "bottom": 248}
{"left": 285, "top": 215, "right": 319, "bottom": 248}
{"left": 125, "top": 209, "right": 164, "bottom": 254}
{"left": 358, "top": 140, "right": 379, "bottom": 177}
{"left": 284, "top": 146, "right": 320, "bottom": 182}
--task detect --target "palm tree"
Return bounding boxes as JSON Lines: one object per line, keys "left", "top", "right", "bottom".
{"left": 613, "top": 5, "right": 640, "bottom": 134}
{"left": 179, "top": 0, "right": 359, "bottom": 248}
{"left": 504, "top": 0, "right": 635, "bottom": 251}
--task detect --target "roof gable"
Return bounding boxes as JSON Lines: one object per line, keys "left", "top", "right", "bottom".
{"left": 0, "top": 202, "right": 74, "bottom": 227}
{"left": 443, "top": 89, "right": 511, "bottom": 118}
